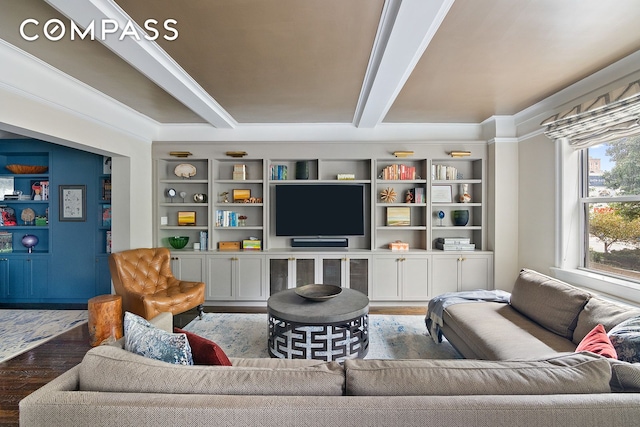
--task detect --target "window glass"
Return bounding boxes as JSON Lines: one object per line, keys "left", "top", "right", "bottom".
{"left": 583, "top": 136, "right": 640, "bottom": 282}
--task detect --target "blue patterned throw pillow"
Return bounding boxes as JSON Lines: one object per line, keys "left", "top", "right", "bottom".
{"left": 608, "top": 316, "right": 640, "bottom": 363}
{"left": 124, "top": 312, "right": 193, "bottom": 365}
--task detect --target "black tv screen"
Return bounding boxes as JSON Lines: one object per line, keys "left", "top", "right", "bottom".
{"left": 275, "top": 184, "right": 365, "bottom": 236}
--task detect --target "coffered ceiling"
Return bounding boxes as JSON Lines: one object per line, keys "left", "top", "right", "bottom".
{"left": 1, "top": 0, "right": 640, "bottom": 129}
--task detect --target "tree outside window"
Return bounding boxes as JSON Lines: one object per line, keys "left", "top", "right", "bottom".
{"left": 585, "top": 136, "right": 640, "bottom": 281}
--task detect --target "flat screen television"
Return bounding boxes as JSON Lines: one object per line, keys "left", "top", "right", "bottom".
{"left": 275, "top": 184, "right": 365, "bottom": 236}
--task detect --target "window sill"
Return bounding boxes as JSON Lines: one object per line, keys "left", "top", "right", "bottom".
{"left": 551, "top": 267, "right": 640, "bottom": 306}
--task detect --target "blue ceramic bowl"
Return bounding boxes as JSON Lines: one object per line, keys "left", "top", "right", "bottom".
{"left": 452, "top": 210, "right": 469, "bottom": 226}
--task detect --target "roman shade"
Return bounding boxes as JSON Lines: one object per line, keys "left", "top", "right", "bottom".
{"left": 541, "top": 79, "right": 640, "bottom": 149}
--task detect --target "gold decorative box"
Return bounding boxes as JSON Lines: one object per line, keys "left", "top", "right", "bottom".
{"left": 178, "top": 211, "right": 196, "bottom": 226}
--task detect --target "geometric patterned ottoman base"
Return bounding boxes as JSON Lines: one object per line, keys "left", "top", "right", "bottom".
{"left": 268, "top": 313, "right": 369, "bottom": 361}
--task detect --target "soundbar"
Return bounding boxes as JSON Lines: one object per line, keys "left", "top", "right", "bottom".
{"left": 291, "top": 238, "right": 348, "bottom": 248}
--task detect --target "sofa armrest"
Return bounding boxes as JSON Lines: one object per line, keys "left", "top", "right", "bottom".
{"left": 149, "top": 312, "right": 173, "bottom": 332}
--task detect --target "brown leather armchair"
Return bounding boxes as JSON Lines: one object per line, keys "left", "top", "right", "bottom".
{"left": 108, "top": 247, "right": 205, "bottom": 320}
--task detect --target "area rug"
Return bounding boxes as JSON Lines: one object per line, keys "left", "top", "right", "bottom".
{"left": 0, "top": 309, "right": 88, "bottom": 363}
{"left": 183, "top": 313, "right": 461, "bottom": 360}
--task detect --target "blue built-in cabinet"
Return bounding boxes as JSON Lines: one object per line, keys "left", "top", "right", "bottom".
{"left": 0, "top": 139, "right": 111, "bottom": 305}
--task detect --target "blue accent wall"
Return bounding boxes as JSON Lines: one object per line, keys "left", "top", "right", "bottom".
{"left": 0, "top": 139, "right": 111, "bottom": 305}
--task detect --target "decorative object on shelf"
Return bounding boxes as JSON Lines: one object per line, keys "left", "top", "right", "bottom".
{"left": 219, "top": 191, "right": 229, "bottom": 203}
{"left": 386, "top": 207, "right": 410, "bottom": 226}
{"left": 437, "top": 210, "right": 445, "bottom": 226}
{"left": 225, "top": 151, "right": 247, "bottom": 158}
{"left": 244, "top": 197, "right": 262, "bottom": 203}
{"left": 242, "top": 238, "right": 261, "bottom": 250}
{"left": 295, "top": 284, "right": 342, "bottom": 302}
{"left": 233, "top": 164, "right": 246, "bottom": 180}
{"left": 169, "top": 151, "right": 192, "bottom": 158}
{"left": 21, "top": 208, "right": 35, "bottom": 225}
{"left": 233, "top": 189, "right": 251, "bottom": 202}
{"left": 405, "top": 190, "right": 414, "bottom": 203}
{"left": 389, "top": 240, "right": 409, "bottom": 251}
{"left": 100, "top": 178, "right": 111, "bottom": 201}
{"left": 5, "top": 164, "right": 48, "bottom": 174}
{"left": 35, "top": 216, "right": 47, "bottom": 226}
{"left": 238, "top": 215, "right": 247, "bottom": 226}
{"left": 337, "top": 173, "right": 355, "bottom": 180}
{"left": 432, "top": 185, "right": 452, "bottom": 203}
{"left": 103, "top": 156, "right": 112, "bottom": 174}
{"left": 448, "top": 150, "right": 471, "bottom": 158}
{"left": 193, "top": 193, "right": 207, "bottom": 203}
{"left": 459, "top": 184, "right": 472, "bottom": 203}
{"left": 452, "top": 209, "right": 470, "bottom": 226}
{"left": 270, "top": 164, "right": 288, "bottom": 180}
{"left": 166, "top": 188, "right": 176, "bottom": 202}
{"left": 178, "top": 211, "right": 196, "bottom": 226}
{"left": 179, "top": 191, "right": 187, "bottom": 202}
{"left": 21, "top": 234, "right": 39, "bottom": 253}
{"left": 0, "top": 206, "right": 17, "bottom": 226}
{"left": 218, "top": 241, "right": 241, "bottom": 250}
{"left": 31, "top": 182, "right": 42, "bottom": 200}
{"left": 392, "top": 151, "right": 414, "bottom": 158}
{"left": 295, "top": 161, "right": 310, "bottom": 180}
{"left": 0, "top": 231, "right": 12, "bottom": 252}
{"left": 174, "top": 163, "right": 197, "bottom": 179}
{"left": 59, "top": 185, "right": 86, "bottom": 222}
{"left": 168, "top": 236, "right": 189, "bottom": 249}
{"left": 380, "top": 187, "right": 397, "bottom": 203}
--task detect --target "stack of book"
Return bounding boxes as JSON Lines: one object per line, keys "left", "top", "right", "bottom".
{"left": 216, "top": 210, "right": 239, "bottom": 227}
{"left": 270, "top": 164, "right": 288, "bottom": 180}
{"left": 435, "top": 237, "right": 475, "bottom": 251}
{"left": 380, "top": 164, "right": 416, "bottom": 180}
{"left": 432, "top": 164, "right": 460, "bottom": 180}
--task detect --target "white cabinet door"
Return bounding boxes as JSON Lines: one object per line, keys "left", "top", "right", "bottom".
{"left": 431, "top": 253, "right": 493, "bottom": 296}
{"left": 207, "top": 255, "right": 266, "bottom": 301}
{"left": 170, "top": 254, "right": 205, "bottom": 283}
{"left": 236, "top": 256, "right": 266, "bottom": 300}
{"left": 206, "top": 256, "right": 234, "bottom": 300}
{"left": 372, "top": 255, "right": 402, "bottom": 300}
{"left": 459, "top": 255, "right": 492, "bottom": 291}
{"left": 402, "top": 256, "right": 429, "bottom": 300}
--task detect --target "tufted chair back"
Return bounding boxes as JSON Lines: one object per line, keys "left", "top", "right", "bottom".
{"left": 109, "top": 248, "right": 205, "bottom": 320}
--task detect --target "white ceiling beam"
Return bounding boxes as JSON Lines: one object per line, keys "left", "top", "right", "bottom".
{"left": 354, "top": 0, "right": 455, "bottom": 128}
{"left": 44, "top": 0, "right": 236, "bottom": 129}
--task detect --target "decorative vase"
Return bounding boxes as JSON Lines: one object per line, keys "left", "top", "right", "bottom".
{"left": 21, "top": 234, "right": 39, "bottom": 253}
{"left": 459, "top": 184, "right": 471, "bottom": 203}
{"left": 452, "top": 210, "right": 469, "bottom": 226}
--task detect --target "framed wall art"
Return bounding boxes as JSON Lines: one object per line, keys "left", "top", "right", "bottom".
{"left": 386, "top": 207, "right": 411, "bottom": 226}
{"left": 59, "top": 185, "right": 86, "bottom": 221}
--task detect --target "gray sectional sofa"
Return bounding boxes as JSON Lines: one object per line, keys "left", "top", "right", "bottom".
{"left": 20, "top": 269, "right": 640, "bottom": 427}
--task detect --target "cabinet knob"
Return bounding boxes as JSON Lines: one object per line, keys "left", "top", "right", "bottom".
{"left": 289, "top": 257, "right": 295, "bottom": 261}
{"left": 458, "top": 257, "right": 466, "bottom": 262}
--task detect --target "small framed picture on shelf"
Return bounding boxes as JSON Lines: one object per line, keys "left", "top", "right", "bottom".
{"left": 59, "top": 185, "right": 86, "bottom": 221}
{"left": 386, "top": 207, "right": 411, "bottom": 226}
{"left": 233, "top": 189, "right": 251, "bottom": 202}
{"left": 432, "top": 185, "right": 452, "bottom": 203}
{"left": 178, "top": 211, "right": 196, "bottom": 226}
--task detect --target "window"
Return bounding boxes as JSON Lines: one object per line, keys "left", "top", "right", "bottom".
{"left": 581, "top": 135, "right": 640, "bottom": 283}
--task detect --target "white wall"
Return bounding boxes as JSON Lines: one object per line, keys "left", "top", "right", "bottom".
{"left": 517, "top": 133, "right": 557, "bottom": 275}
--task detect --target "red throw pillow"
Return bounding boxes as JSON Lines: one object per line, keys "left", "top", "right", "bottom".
{"left": 174, "top": 328, "right": 232, "bottom": 366}
{"left": 576, "top": 324, "right": 617, "bottom": 359}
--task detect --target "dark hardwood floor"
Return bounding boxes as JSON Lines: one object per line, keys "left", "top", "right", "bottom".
{"left": 0, "top": 305, "right": 425, "bottom": 426}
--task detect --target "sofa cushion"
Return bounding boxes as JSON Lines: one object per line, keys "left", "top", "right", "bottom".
{"left": 509, "top": 269, "right": 590, "bottom": 339}
{"left": 344, "top": 352, "right": 612, "bottom": 396}
{"left": 608, "top": 316, "right": 640, "bottom": 363}
{"left": 442, "top": 302, "right": 577, "bottom": 360}
{"left": 174, "top": 327, "right": 232, "bottom": 366}
{"left": 576, "top": 324, "right": 617, "bottom": 359}
{"left": 573, "top": 297, "right": 640, "bottom": 345}
{"left": 609, "top": 360, "right": 640, "bottom": 392}
{"left": 79, "top": 345, "right": 345, "bottom": 396}
{"left": 124, "top": 311, "right": 193, "bottom": 365}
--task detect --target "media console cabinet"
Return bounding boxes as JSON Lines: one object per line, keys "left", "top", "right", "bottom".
{"left": 153, "top": 141, "right": 493, "bottom": 306}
